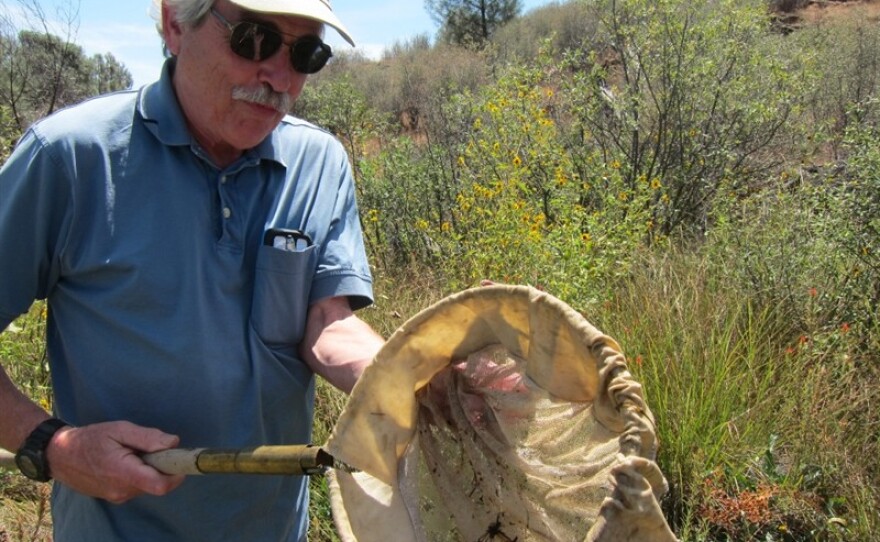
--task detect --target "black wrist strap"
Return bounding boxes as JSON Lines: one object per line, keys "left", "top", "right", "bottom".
{"left": 16, "top": 418, "right": 70, "bottom": 481}
{"left": 22, "top": 418, "right": 69, "bottom": 447}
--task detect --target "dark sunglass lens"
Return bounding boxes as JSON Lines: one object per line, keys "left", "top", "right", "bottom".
{"left": 230, "top": 22, "right": 282, "bottom": 62}
{"left": 290, "top": 38, "right": 332, "bottom": 74}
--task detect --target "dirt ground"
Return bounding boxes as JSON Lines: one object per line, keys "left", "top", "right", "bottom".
{"left": 788, "top": 0, "right": 880, "bottom": 26}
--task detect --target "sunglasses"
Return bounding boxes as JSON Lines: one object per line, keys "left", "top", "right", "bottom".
{"left": 210, "top": 9, "right": 332, "bottom": 74}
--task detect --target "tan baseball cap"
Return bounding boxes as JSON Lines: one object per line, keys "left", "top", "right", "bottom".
{"left": 228, "top": 0, "right": 354, "bottom": 46}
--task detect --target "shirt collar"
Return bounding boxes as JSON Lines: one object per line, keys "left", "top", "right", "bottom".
{"left": 137, "top": 58, "right": 288, "bottom": 168}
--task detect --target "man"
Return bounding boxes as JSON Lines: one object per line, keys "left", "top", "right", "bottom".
{"left": 0, "top": 0, "right": 384, "bottom": 539}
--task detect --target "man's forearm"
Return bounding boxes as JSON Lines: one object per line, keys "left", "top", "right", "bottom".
{"left": 313, "top": 316, "right": 384, "bottom": 392}
{"left": 300, "top": 297, "right": 385, "bottom": 394}
{"left": 0, "top": 364, "right": 52, "bottom": 452}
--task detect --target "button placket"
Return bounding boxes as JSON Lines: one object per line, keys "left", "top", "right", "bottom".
{"left": 216, "top": 173, "right": 237, "bottom": 249}
{"left": 214, "top": 156, "right": 260, "bottom": 250}
{"left": 218, "top": 174, "right": 232, "bottom": 220}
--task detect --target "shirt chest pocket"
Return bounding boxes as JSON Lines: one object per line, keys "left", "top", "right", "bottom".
{"left": 250, "top": 244, "right": 317, "bottom": 346}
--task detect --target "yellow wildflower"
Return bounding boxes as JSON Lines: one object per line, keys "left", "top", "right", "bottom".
{"left": 555, "top": 169, "right": 568, "bottom": 186}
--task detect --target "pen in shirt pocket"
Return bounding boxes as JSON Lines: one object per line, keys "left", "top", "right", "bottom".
{"left": 264, "top": 228, "right": 312, "bottom": 252}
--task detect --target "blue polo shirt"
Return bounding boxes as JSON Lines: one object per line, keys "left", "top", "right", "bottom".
{"left": 0, "top": 60, "right": 373, "bottom": 541}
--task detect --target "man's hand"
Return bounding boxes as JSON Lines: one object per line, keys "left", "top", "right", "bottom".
{"left": 46, "top": 421, "right": 185, "bottom": 503}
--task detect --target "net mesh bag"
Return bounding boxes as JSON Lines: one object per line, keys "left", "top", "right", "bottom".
{"left": 325, "top": 285, "right": 677, "bottom": 541}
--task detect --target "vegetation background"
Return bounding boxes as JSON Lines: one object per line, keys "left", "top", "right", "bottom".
{"left": 2, "top": 0, "right": 879, "bottom": 540}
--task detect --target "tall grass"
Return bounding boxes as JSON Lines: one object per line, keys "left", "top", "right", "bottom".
{"left": 602, "top": 246, "right": 850, "bottom": 539}
{"left": 606, "top": 251, "right": 788, "bottom": 503}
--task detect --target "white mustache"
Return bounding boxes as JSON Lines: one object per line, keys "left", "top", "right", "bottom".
{"left": 231, "top": 85, "right": 292, "bottom": 113}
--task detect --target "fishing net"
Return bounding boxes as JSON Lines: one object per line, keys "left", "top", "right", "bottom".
{"left": 325, "top": 285, "right": 676, "bottom": 541}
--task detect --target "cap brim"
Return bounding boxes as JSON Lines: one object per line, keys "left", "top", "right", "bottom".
{"left": 227, "top": 0, "right": 355, "bottom": 46}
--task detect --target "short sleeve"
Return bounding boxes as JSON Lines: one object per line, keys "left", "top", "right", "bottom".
{"left": 310, "top": 154, "right": 374, "bottom": 310}
{"left": 0, "top": 128, "right": 74, "bottom": 325}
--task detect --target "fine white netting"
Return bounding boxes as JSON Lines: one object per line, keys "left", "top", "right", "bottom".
{"left": 326, "top": 285, "right": 676, "bottom": 542}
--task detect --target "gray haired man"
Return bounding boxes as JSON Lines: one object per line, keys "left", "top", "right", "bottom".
{"left": 0, "top": 1, "right": 383, "bottom": 540}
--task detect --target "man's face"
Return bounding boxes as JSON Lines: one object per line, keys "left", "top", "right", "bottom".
{"left": 162, "top": 0, "right": 323, "bottom": 166}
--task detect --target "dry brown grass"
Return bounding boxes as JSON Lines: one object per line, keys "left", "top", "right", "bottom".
{"left": 0, "top": 473, "right": 52, "bottom": 542}
{"left": 799, "top": 0, "right": 880, "bottom": 24}
{"left": 697, "top": 470, "right": 826, "bottom": 540}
